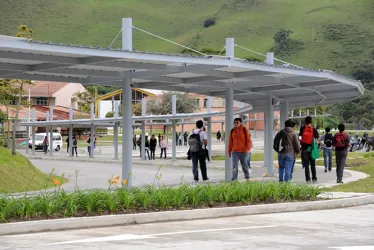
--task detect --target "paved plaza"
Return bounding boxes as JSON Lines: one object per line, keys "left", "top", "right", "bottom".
{"left": 0, "top": 205, "right": 373, "bottom": 249}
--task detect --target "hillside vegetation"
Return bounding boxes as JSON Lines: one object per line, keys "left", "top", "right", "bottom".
{"left": 0, "top": 147, "right": 61, "bottom": 193}
{"left": 1, "top": 0, "right": 374, "bottom": 74}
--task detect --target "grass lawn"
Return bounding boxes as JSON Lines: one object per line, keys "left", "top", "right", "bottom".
{"left": 0, "top": 147, "right": 67, "bottom": 194}
{"left": 325, "top": 153, "right": 374, "bottom": 193}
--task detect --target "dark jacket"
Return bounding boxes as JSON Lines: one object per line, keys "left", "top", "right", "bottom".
{"left": 150, "top": 138, "right": 157, "bottom": 150}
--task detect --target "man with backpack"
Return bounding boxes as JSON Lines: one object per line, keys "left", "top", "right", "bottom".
{"left": 320, "top": 127, "right": 333, "bottom": 172}
{"left": 273, "top": 119, "right": 300, "bottom": 182}
{"left": 188, "top": 120, "right": 209, "bottom": 182}
{"left": 228, "top": 118, "right": 252, "bottom": 181}
{"left": 333, "top": 124, "right": 351, "bottom": 183}
{"left": 300, "top": 116, "right": 319, "bottom": 184}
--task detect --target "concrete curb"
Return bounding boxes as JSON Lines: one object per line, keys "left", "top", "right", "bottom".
{"left": 1, "top": 194, "right": 373, "bottom": 236}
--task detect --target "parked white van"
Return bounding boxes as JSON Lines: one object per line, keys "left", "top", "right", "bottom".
{"left": 28, "top": 133, "right": 63, "bottom": 151}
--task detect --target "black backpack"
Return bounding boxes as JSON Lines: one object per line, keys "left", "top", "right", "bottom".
{"left": 324, "top": 133, "right": 333, "bottom": 147}
{"left": 73, "top": 139, "right": 77, "bottom": 146}
{"left": 188, "top": 131, "right": 203, "bottom": 153}
{"left": 273, "top": 130, "right": 288, "bottom": 153}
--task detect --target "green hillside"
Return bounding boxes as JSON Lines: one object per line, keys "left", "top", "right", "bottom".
{"left": 1, "top": 0, "right": 374, "bottom": 74}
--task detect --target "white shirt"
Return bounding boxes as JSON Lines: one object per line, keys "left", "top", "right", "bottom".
{"left": 189, "top": 129, "right": 207, "bottom": 142}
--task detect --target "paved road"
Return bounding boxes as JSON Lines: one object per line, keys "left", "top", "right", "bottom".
{"left": 1, "top": 205, "right": 373, "bottom": 249}
{"left": 29, "top": 159, "right": 348, "bottom": 191}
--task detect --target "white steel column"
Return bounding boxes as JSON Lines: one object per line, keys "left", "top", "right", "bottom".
{"left": 207, "top": 96, "right": 212, "bottom": 161}
{"left": 69, "top": 105, "right": 73, "bottom": 157}
{"left": 172, "top": 95, "right": 177, "bottom": 162}
{"left": 49, "top": 106, "right": 54, "bottom": 156}
{"left": 181, "top": 120, "right": 184, "bottom": 145}
{"left": 45, "top": 112, "right": 49, "bottom": 154}
{"left": 114, "top": 101, "right": 119, "bottom": 159}
{"left": 225, "top": 38, "right": 234, "bottom": 58}
{"left": 25, "top": 108, "right": 30, "bottom": 154}
{"left": 122, "top": 72, "right": 133, "bottom": 186}
{"left": 264, "top": 94, "right": 274, "bottom": 176}
{"left": 225, "top": 38, "right": 235, "bottom": 181}
{"left": 31, "top": 108, "right": 35, "bottom": 155}
{"left": 266, "top": 52, "right": 275, "bottom": 65}
{"left": 225, "top": 87, "right": 234, "bottom": 181}
{"left": 141, "top": 98, "right": 146, "bottom": 160}
{"left": 314, "top": 109, "right": 317, "bottom": 128}
{"left": 280, "top": 101, "right": 289, "bottom": 130}
{"left": 90, "top": 103, "right": 95, "bottom": 158}
{"left": 122, "top": 18, "right": 132, "bottom": 51}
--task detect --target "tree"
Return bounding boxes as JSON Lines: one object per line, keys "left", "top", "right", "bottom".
{"left": 147, "top": 92, "right": 200, "bottom": 132}
{"left": 11, "top": 25, "right": 33, "bottom": 155}
{"left": 72, "top": 90, "right": 93, "bottom": 113}
{"left": 272, "top": 28, "right": 304, "bottom": 55}
{"left": 0, "top": 79, "right": 17, "bottom": 142}
{"left": 147, "top": 92, "right": 199, "bottom": 115}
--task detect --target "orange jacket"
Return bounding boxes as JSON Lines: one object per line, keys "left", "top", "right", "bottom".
{"left": 228, "top": 125, "right": 252, "bottom": 153}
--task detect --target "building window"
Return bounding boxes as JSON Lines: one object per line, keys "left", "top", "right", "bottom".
{"left": 203, "top": 98, "right": 208, "bottom": 108}
{"left": 36, "top": 97, "right": 48, "bottom": 106}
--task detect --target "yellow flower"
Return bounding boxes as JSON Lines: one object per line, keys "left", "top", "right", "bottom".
{"left": 263, "top": 173, "right": 269, "bottom": 177}
{"left": 121, "top": 179, "right": 128, "bottom": 185}
{"left": 275, "top": 164, "right": 279, "bottom": 169}
{"left": 19, "top": 25, "right": 27, "bottom": 31}
{"left": 112, "top": 179, "right": 118, "bottom": 185}
{"left": 115, "top": 176, "right": 120, "bottom": 180}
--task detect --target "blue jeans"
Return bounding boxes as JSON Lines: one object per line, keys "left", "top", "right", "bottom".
{"left": 323, "top": 148, "right": 333, "bottom": 170}
{"left": 232, "top": 152, "right": 250, "bottom": 181}
{"left": 247, "top": 152, "right": 251, "bottom": 168}
{"left": 278, "top": 153, "right": 295, "bottom": 182}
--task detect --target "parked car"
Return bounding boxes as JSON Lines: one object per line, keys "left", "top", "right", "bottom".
{"left": 28, "top": 133, "right": 63, "bottom": 151}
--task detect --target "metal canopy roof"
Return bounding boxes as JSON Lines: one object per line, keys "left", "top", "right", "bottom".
{"left": 0, "top": 35, "right": 364, "bottom": 111}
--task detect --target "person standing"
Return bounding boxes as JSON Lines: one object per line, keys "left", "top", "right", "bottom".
{"left": 149, "top": 134, "right": 157, "bottom": 160}
{"left": 274, "top": 120, "right": 300, "bottom": 182}
{"left": 228, "top": 118, "right": 251, "bottom": 181}
{"left": 188, "top": 120, "right": 209, "bottom": 182}
{"left": 300, "top": 116, "right": 319, "bottom": 184}
{"left": 72, "top": 136, "right": 78, "bottom": 157}
{"left": 158, "top": 133, "right": 162, "bottom": 147}
{"left": 87, "top": 135, "right": 96, "bottom": 157}
{"left": 183, "top": 132, "right": 188, "bottom": 146}
{"left": 65, "top": 137, "right": 70, "bottom": 153}
{"left": 160, "top": 135, "right": 167, "bottom": 159}
{"left": 133, "top": 135, "right": 137, "bottom": 150}
{"left": 175, "top": 132, "right": 179, "bottom": 146}
{"left": 43, "top": 136, "right": 49, "bottom": 155}
{"left": 320, "top": 127, "right": 333, "bottom": 172}
{"left": 333, "top": 124, "right": 350, "bottom": 183}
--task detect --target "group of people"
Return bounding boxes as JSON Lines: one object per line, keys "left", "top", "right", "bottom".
{"left": 188, "top": 118, "right": 252, "bottom": 182}
{"left": 133, "top": 134, "right": 168, "bottom": 160}
{"left": 175, "top": 132, "right": 188, "bottom": 146}
{"left": 274, "top": 116, "right": 350, "bottom": 184}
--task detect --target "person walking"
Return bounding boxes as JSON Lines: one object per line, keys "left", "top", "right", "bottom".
{"left": 144, "top": 136, "right": 151, "bottom": 160}
{"left": 160, "top": 135, "right": 167, "bottom": 159}
{"left": 149, "top": 134, "right": 157, "bottom": 160}
{"left": 300, "top": 116, "right": 319, "bottom": 183}
{"left": 188, "top": 120, "right": 209, "bottom": 182}
{"left": 333, "top": 124, "right": 350, "bottom": 183}
{"left": 43, "top": 136, "right": 49, "bottom": 155}
{"left": 175, "top": 132, "right": 179, "bottom": 146}
{"left": 137, "top": 135, "right": 142, "bottom": 158}
{"left": 158, "top": 133, "right": 162, "bottom": 147}
{"left": 216, "top": 130, "right": 221, "bottom": 142}
{"left": 72, "top": 136, "right": 78, "bottom": 157}
{"left": 320, "top": 127, "right": 334, "bottom": 172}
{"left": 228, "top": 118, "right": 252, "bottom": 181}
{"left": 133, "top": 135, "right": 137, "bottom": 150}
{"left": 274, "top": 120, "right": 300, "bottom": 182}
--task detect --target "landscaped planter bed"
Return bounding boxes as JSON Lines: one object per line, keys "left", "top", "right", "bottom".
{"left": 0, "top": 180, "right": 322, "bottom": 223}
